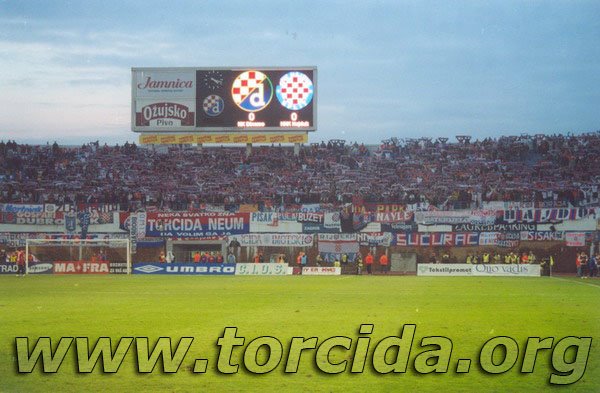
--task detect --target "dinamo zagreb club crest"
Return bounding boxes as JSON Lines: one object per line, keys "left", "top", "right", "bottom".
{"left": 203, "top": 95, "right": 224, "bottom": 117}
{"left": 231, "top": 71, "right": 273, "bottom": 112}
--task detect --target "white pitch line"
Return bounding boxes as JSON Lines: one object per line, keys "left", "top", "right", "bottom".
{"left": 550, "top": 276, "right": 600, "bottom": 289}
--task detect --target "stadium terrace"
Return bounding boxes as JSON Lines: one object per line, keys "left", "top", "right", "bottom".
{"left": 1, "top": 133, "right": 599, "bottom": 276}
{"left": 1, "top": 133, "right": 600, "bottom": 210}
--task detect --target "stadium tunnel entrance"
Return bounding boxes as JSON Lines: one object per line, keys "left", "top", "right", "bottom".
{"left": 168, "top": 239, "right": 227, "bottom": 263}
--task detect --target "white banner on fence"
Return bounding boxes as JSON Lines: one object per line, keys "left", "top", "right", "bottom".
{"left": 235, "top": 233, "right": 314, "bottom": 247}
{"left": 317, "top": 233, "right": 359, "bottom": 254}
{"left": 235, "top": 263, "right": 289, "bottom": 276}
{"left": 317, "top": 234, "right": 357, "bottom": 241}
{"left": 415, "top": 210, "right": 497, "bottom": 225}
{"left": 478, "top": 232, "right": 501, "bottom": 245}
{"left": 501, "top": 208, "right": 596, "bottom": 223}
{"left": 356, "top": 232, "right": 392, "bottom": 246}
{"left": 417, "top": 264, "right": 541, "bottom": 277}
{"left": 302, "top": 266, "right": 341, "bottom": 276}
{"left": 520, "top": 231, "right": 564, "bottom": 241}
{"left": 323, "top": 212, "right": 341, "bottom": 230}
{"left": 565, "top": 232, "right": 586, "bottom": 247}
{"left": 249, "top": 212, "right": 303, "bottom": 233}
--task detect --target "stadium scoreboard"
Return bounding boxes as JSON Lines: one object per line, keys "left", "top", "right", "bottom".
{"left": 132, "top": 67, "right": 317, "bottom": 134}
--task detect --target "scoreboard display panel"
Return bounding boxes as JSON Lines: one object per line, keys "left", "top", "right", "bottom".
{"left": 132, "top": 67, "right": 317, "bottom": 132}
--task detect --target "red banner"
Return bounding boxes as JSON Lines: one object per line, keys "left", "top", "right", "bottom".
{"left": 53, "top": 261, "right": 110, "bottom": 274}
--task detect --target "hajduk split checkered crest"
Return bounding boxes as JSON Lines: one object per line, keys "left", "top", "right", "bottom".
{"left": 276, "top": 71, "right": 314, "bottom": 111}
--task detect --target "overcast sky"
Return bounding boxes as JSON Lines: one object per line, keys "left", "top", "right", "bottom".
{"left": 0, "top": 0, "right": 599, "bottom": 145}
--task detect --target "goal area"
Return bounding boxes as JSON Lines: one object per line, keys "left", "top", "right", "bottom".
{"left": 25, "top": 238, "right": 131, "bottom": 275}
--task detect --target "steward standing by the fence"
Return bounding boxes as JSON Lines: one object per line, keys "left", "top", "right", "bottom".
{"left": 365, "top": 252, "right": 374, "bottom": 275}
{"left": 379, "top": 253, "right": 389, "bottom": 274}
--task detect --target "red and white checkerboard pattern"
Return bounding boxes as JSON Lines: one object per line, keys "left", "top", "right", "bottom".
{"left": 276, "top": 72, "right": 314, "bottom": 110}
{"left": 231, "top": 71, "right": 267, "bottom": 104}
{"left": 202, "top": 94, "right": 223, "bottom": 116}
{"left": 203, "top": 95, "right": 219, "bottom": 110}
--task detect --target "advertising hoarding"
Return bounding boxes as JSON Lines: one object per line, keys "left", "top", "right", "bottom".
{"left": 132, "top": 263, "right": 236, "bottom": 275}
{"left": 417, "top": 264, "right": 541, "bottom": 277}
{"left": 235, "top": 263, "right": 289, "bottom": 276}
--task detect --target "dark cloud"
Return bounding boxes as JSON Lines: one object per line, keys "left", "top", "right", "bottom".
{"left": 0, "top": 0, "right": 599, "bottom": 143}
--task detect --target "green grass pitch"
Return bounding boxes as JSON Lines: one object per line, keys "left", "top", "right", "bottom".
{"left": 0, "top": 275, "right": 598, "bottom": 392}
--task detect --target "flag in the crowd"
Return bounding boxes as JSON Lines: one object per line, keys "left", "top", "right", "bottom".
{"left": 65, "top": 213, "right": 77, "bottom": 234}
{"left": 78, "top": 212, "right": 91, "bottom": 238}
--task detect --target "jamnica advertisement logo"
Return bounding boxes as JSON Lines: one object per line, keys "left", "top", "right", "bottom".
{"left": 137, "top": 76, "right": 193, "bottom": 90}
{"left": 134, "top": 71, "right": 196, "bottom": 100}
{"left": 136, "top": 102, "right": 194, "bottom": 127}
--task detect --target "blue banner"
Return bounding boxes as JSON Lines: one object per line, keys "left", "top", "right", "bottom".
{"left": 132, "top": 262, "right": 236, "bottom": 275}
{"left": 302, "top": 223, "right": 341, "bottom": 234}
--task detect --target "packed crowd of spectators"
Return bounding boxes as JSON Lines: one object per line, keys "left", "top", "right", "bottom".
{"left": 1, "top": 132, "right": 599, "bottom": 211}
